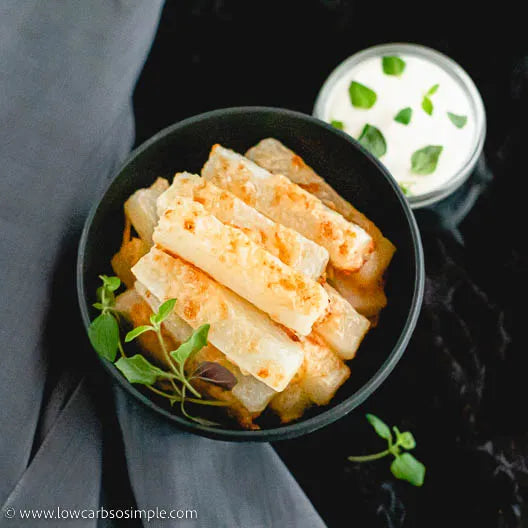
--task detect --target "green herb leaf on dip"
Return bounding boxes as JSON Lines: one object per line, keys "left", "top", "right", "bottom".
{"left": 349, "top": 81, "right": 377, "bottom": 109}
{"left": 394, "top": 107, "right": 412, "bottom": 125}
{"left": 411, "top": 145, "right": 443, "bottom": 174}
{"left": 330, "top": 120, "right": 344, "bottom": 130}
{"left": 399, "top": 182, "right": 413, "bottom": 196}
{"left": 421, "top": 97, "right": 433, "bottom": 115}
{"left": 427, "top": 84, "right": 439, "bottom": 95}
{"left": 422, "top": 84, "right": 439, "bottom": 115}
{"left": 382, "top": 56, "right": 406, "bottom": 76}
{"left": 358, "top": 124, "right": 387, "bottom": 157}
{"left": 447, "top": 112, "right": 467, "bottom": 129}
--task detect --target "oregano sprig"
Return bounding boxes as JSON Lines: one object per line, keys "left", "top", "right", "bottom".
{"left": 348, "top": 414, "right": 426, "bottom": 487}
{"left": 88, "top": 276, "right": 233, "bottom": 426}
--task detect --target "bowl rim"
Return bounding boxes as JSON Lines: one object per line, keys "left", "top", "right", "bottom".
{"left": 77, "top": 106, "right": 425, "bottom": 442}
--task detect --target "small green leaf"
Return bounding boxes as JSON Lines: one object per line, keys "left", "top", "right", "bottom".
{"left": 366, "top": 413, "right": 392, "bottom": 441}
{"left": 115, "top": 354, "right": 174, "bottom": 385}
{"left": 422, "top": 96, "right": 433, "bottom": 115}
{"left": 125, "top": 325, "right": 153, "bottom": 343}
{"left": 427, "top": 83, "right": 439, "bottom": 95}
{"left": 394, "top": 107, "right": 412, "bottom": 125}
{"left": 382, "top": 56, "right": 406, "bottom": 76}
{"left": 151, "top": 298, "right": 177, "bottom": 325}
{"left": 411, "top": 145, "right": 443, "bottom": 175}
{"left": 399, "top": 431, "right": 416, "bottom": 450}
{"left": 171, "top": 324, "right": 210, "bottom": 368}
{"left": 349, "top": 81, "right": 377, "bottom": 109}
{"left": 330, "top": 120, "right": 344, "bottom": 130}
{"left": 99, "top": 275, "right": 121, "bottom": 292}
{"left": 357, "top": 124, "right": 387, "bottom": 158}
{"left": 92, "top": 302, "right": 104, "bottom": 310}
{"left": 88, "top": 313, "right": 119, "bottom": 362}
{"left": 399, "top": 182, "right": 412, "bottom": 196}
{"left": 390, "top": 453, "right": 426, "bottom": 486}
{"left": 447, "top": 112, "right": 467, "bottom": 129}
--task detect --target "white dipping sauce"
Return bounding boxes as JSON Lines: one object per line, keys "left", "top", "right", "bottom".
{"left": 323, "top": 54, "right": 476, "bottom": 197}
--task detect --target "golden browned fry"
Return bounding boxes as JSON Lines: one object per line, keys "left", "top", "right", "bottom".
{"left": 153, "top": 198, "right": 329, "bottom": 336}
{"left": 111, "top": 237, "right": 150, "bottom": 289}
{"left": 157, "top": 172, "right": 329, "bottom": 280}
{"left": 327, "top": 264, "right": 388, "bottom": 319}
{"left": 245, "top": 138, "right": 396, "bottom": 289}
{"left": 313, "top": 284, "right": 370, "bottom": 360}
{"left": 115, "top": 288, "right": 261, "bottom": 429}
{"left": 202, "top": 145, "right": 373, "bottom": 272}
{"left": 124, "top": 177, "right": 169, "bottom": 245}
{"left": 132, "top": 247, "right": 305, "bottom": 392}
{"left": 270, "top": 333, "right": 350, "bottom": 423}
{"left": 134, "top": 281, "right": 276, "bottom": 414}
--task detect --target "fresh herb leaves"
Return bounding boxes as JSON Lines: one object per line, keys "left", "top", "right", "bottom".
{"left": 394, "top": 107, "right": 412, "bottom": 125}
{"left": 349, "top": 81, "right": 377, "bottom": 109}
{"left": 447, "top": 112, "right": 467, "bottom": 129}
{"left": 411, "top": 145, "right": 443, "bottom": 174}
{"left": 88, "top": 276, "right": 232, "bottom": 426}
{"left": 382, "top": 56, "right": 406, "bottom": 76}
{"left": 194, "top": 361, "right": 237, "bottom": 390}
{"left": 398, "top": 182, "right": 414, "bottom": 196}
{"left": 89, "top": 312, "right": 119, "bottom": 361}
{"left": 330, "top": 120, "right": 344, "bottom": 130}
{"left": 422, "top": 84, "right": 439, "bottom": 115}
{"left": 348, "top": 414, "right": 426, "bottom": 487}
{"left": 89, "top": 275, "right": 122, "bottom": 361}
{"left": 115, "top": 354, "right": 176, "bottom": 385}
{"left": 358, "top": 124, "right": 387, "bottom": 158}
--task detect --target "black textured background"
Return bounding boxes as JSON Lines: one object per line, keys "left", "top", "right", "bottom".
{"left": 132, "top": 2, "right": 528, "bottom": 526}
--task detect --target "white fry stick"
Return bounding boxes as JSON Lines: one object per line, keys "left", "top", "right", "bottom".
{"left": 132, "top": 247, "right": 305, "bottom": 392}
{"left": 270, "top": 335, "right": 350, "bottom": 422}
{"left": 157, "top": 172, "right": 329, "bottom": 280}
{"left": 124, "top": 177, "right": 168, "bottom": 245}
{"left": 202, "top": 145, "right": 373, "bottom": 272}
{"left": 153, "top": 197, "right": 329, "bottom": 336}
{"left": 134, "top": 282, "right": 275, "bottom": 412}
{"left": 313, "top": 284, "right": 370, "bottom": 360}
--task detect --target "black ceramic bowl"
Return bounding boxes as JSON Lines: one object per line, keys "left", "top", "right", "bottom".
{"left": 77, "top": 107, "right": 424, "bottom": 442}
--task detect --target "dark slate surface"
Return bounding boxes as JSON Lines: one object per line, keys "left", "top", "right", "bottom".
{"left": 130, "top": 2, "right": 528, "bottom": 526}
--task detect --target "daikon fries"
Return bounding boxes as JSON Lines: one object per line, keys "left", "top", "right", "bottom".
{"left": 270, "top": 334, "right": 350, "bottom": 423}
{"left": 135, "top": 281, "right": 276, "bottom": 414}
{"left": 202, "top": 144, "right": 373, "bottom": 272}
{"left": 246, "top": 138, "right": 395, "bottom": 313}
{"left": 132, "top": 247, "right": 305, "bottom": 392}
{"left": 157, "top": 172, "right": 329, "bottom": 280}
{"left": 111, "top": 237, "right": 149, "bottom": 289}
{"left": 314, "top": 284, "right": 370, "bottom": 360}
{"left": 153, "top": 198, "right": 329, "bottom": 336}
{"left": 115, "top": 288, "right": 270, "bottom": 429}
{"left": 124, "top": 177, "right": 168, "bottom": 245}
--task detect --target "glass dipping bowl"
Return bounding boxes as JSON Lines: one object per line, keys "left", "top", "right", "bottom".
{"left": 313, "top": 43, "right": 486, "bottom": 209}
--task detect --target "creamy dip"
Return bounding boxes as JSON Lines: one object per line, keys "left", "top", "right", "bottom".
{"left": 320, "top": 53, "right": 477, "bottom": 197}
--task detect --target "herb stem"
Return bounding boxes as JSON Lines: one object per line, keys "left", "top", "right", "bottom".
{"left": 348, "top": 449, "right": 391, "bottom": 462}
{"left": 117, "top": 339, "right": 126, "bottom": 359}
{"left": 154, "top": 328, "right": 183, "bottom": 396}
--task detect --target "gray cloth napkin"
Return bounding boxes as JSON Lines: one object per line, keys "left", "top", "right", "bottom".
{"left": 0, "top": 2, "right": 325, "bottom": 527}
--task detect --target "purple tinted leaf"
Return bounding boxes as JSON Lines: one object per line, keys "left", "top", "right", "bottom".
{"left": 194, "top": 361, "right": 237, "bottom": 390}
